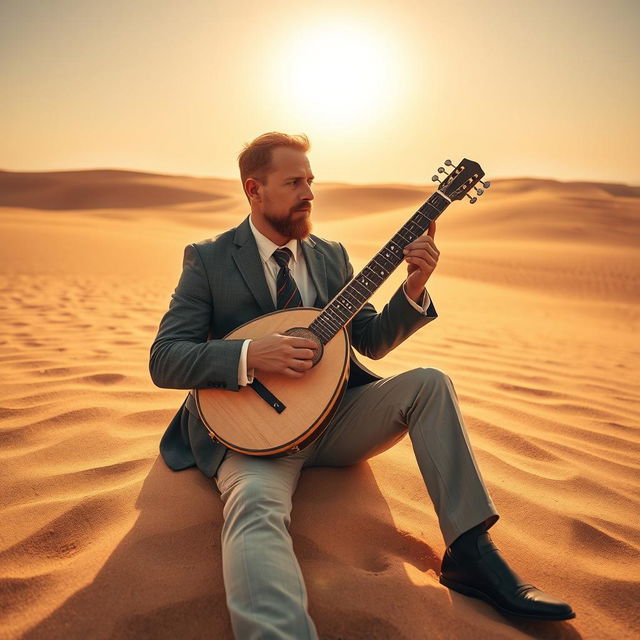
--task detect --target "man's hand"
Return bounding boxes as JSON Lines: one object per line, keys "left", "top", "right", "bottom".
{"left": 403, "top": 220, "right": 439, "bottom": 302}
{"left": 247, "top": 334, "right": 318, "bottom": 378}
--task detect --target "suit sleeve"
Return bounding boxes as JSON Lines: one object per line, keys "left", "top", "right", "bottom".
{"left": 149, "top": 243, "right": 244, "bottom": 391}
{"left": 340, "top": 243, "right": 438, "bottom": 360}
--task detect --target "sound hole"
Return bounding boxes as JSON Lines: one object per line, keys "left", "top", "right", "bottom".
{"left": 282, "top": 326, "right": 324, "bottom": 366}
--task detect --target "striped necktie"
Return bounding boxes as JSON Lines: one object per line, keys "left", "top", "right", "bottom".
{"left": 273, "top": 247, "right": 303, "bottom": 309}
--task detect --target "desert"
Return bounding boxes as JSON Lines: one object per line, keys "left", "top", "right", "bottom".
{"left": 1, "top": 168, "right": 639, "bottom": 639}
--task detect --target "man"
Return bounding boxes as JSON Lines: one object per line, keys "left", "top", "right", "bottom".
{"left": 149, "top": 132, "right": 575, "bottom": 639}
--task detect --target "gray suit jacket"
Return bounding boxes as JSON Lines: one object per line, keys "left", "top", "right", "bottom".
{"left": 149, "top": 215, "right": 438, "bottom": 477}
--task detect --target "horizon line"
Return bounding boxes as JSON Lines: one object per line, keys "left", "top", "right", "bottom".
{"left": 0, "top": 166, "right": 638, "bottom": 189}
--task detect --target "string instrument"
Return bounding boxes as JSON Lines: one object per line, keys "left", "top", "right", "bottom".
{"left": 194, "top": 158, "right": 488, "bottom": 456}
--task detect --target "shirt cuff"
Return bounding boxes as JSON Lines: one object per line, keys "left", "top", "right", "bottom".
{"left": 403, "top": 281, "right": 431, "bottom": 315}
{"left": 238, "top": 339, "right": 255, "bottom": 386}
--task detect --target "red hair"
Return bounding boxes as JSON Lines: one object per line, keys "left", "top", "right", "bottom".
{"left": 238, "top": 132, "right": 310, "bottom": 197}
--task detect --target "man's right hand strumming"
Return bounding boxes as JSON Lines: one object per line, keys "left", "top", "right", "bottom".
{"left": 247, "top": 334, "right": 318, "bottom": 378}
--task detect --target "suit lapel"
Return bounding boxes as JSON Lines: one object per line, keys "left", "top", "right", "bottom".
{"left": 301, "top": 237, "right": 328, "bottom": 308}
{"left": 231, "top": 216, "right": 275, "bottom": 315}
{"left": 232, "top": 215, "right": 329, "bottom": 312}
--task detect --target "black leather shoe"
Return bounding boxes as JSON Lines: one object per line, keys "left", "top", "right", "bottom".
{"left": 440, "top": 532, "right": 576, "bottom": 621}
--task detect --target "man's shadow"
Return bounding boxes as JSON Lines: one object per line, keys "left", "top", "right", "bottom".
{"left": 23, "top": 457, "right": 582, "bottom": 640}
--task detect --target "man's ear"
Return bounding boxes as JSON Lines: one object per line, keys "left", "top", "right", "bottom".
{"left": 245, "top": 178, "right": 263, "bottom": 202}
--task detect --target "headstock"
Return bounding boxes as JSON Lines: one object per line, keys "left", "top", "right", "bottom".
{"left": 432, "top": 158, "right": 490, "bottom": 203}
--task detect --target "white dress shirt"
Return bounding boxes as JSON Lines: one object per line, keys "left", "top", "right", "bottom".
{"left": 237, "top": 215, "right": 432, "bottom": 386}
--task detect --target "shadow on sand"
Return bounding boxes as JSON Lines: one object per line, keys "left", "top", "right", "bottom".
{"left": 23, "top": 457, "right": 582, "bottom": 640}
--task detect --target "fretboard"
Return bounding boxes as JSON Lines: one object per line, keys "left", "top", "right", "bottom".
{"left": 309, "top": 190, "right": 451, "bottom": 344}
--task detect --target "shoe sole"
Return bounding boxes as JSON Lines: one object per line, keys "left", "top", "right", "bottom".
{"left": 439, "top": 575, "right": 576, "bottom": 621}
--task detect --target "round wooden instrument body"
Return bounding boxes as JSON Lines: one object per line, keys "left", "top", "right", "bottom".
{"left": 194, "top": 308, "right": 350, "bottom": 456}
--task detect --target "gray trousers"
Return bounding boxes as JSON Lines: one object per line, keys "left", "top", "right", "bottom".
{"left": 214, "top": 367, "right": 500, "bottom": 640}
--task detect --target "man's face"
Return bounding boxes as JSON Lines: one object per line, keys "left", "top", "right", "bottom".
{"left": 254, "top": 147, "right": 315, "bottom": 240}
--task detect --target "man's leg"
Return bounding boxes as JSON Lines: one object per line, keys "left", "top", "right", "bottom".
{"left": 308, "top": 366, "right": 574, "bottom": 621}
{"left": 215, "top": 448, "right": 318, "bottom": 640}
{"left": 308, "top": 367, "right": 499, "bottom": 548}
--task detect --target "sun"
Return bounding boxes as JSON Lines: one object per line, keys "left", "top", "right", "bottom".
{"left": 271, "top": 22, "right": 405, "bottom": 129}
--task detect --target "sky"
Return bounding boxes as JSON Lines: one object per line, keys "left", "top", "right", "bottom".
{"left": 1, "top": 0, "right": 639, "bottom": 185}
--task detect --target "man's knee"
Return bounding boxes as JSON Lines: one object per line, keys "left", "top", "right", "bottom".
{"left": 409, "top": 366, "right": 450, "bottom": 388}
{"left": 398, "top": 367, "right": 451, "bottom": 418}
{"left": 221, "top": 473, "right": 293, "bottom": 527}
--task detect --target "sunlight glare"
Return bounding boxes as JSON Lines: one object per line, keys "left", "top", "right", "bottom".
{"left": 272, "top": 22, "right": 404, "bottom": 130}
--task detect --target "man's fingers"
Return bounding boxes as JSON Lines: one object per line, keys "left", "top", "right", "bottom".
{"left": 406, "top": 255, "right": 437, "bottom": 270}
{"left": 287, "top": 336, "right": 318, "bottom": 350}
{"left": 292, "top": 348, "right": 316, "bottom": 360}
{"left": 428, "top": 220, "right": 436, "bottom": 238}
{"left": 288, "top": 356, "right": 312, "bottom": 368}
{"left": 404, "top": 233, "right": 438, "bottom": 255}
{"left": 405, "top": 247, "right": 438, "bottom": 260}
{"left": 287, "top": 359, "right": 312, "bottom": 374}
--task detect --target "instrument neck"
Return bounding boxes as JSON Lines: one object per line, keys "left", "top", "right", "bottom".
{"left": 308, "top": 190, "right": 451, "bottom": 345}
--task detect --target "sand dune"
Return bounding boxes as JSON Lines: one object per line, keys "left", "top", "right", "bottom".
{"left": 1, "top": 169, "right": 639, "bottom": 639}
{"left": 0, "top": 170, "right": 234, "bottom": 210}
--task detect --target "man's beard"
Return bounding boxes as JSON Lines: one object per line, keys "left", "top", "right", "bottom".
{"left": 264, "top": 207, "right": 312, "bottom": 240}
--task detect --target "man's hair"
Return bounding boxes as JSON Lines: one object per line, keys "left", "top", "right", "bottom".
{"left": 238, "top": 132, "right": 310, "bottom": 197}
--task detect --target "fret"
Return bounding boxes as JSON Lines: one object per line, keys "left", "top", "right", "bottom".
{"left": 350, "top": 282, "right": 371, "bottom": 309}
{"left": 355, "top": 270, "right": 374, "bottom": 287}
{"left": 335, "top": 295, "right": 355, "bottom": 315}
{"left": 414, "top": 217, "right": 431, "bottom": 232}
{"left": 391, "top": 233, "right": 407, "bottom": 249}
{"left": 352, "top": 278, "right": 372, "bottom": 299}
{"left": 415, "top": 210, "right": 433, "bottom": 226}
{"left": 336, "top": 295, "right": 355, "bottom": 315}
{"left": 323, "top": 294, "right": 364, "bottom": 331}
{"left": 328, "top": 303, "right": 350, "bottom": 324}
{"left": 404, "top": 223, "right": 420, "bottom": 239}
{"left": 343, "top": 288, "right": 364, "bottom": 308}
{"left": 342, "top": 283, "right": 363, "bottom": 303}
{"left": 413, "top": 213, "right": 427, "bottom": 227}
{"left": 334, "top": 299, "right": 352, "bottom": 320}
{"left": 317, "top": 312, "right": 337, "bottom": 332}
{"left": 385, "top": 241, "right": 404, "bottom": 260}
{"left": 320, "top": 311, "right": 341, "bottom": 332}
{"left": 380, "top": 249, "right": 401, "bottom": 266}
{"left": 362, "top": 266, "right": 383, "bottom": 286}
{"left": 313, "top": 317, "right": 334, "bottom": 339}
{"left": 373, "top": 252, "right": 397, "bottom": 271}
{"left": 416, "top": 207, "right": 435, "bottom": 222}
{"left": 396, "top": 228, "right": 414, "bottom": 244}
{"left": 367, "top": 262, "right": 389, "bottom": 282}
{"left": 405, "top": 221, "right": 419, "bottom": 234}
{"left": 310, "top": 321, "right": 331, "bottom": 344}
{"left": 328, "top": 304, "right": 347, "bottom": 324}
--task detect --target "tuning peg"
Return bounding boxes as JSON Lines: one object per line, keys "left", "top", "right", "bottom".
{"left": 480, "top": 180, "right": 490, "bottom": 189}
{"left": 444, "top": 159, "right": 454, "bottom": 167}
{"left": 437, "top": 166, "right": 450, "bottom": 175}
{"left": 474, "top": 187, "right": 484, "bottom": 195}
{"left": 431, "top": 175, "right": 442, "bottom": 184}
{"left": 465, "top": 194, "right": 478, "bottom": 204}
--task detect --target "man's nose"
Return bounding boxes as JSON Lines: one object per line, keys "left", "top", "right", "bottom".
{"left": 302, "top": 182, "right": 314, "bottom": 200}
